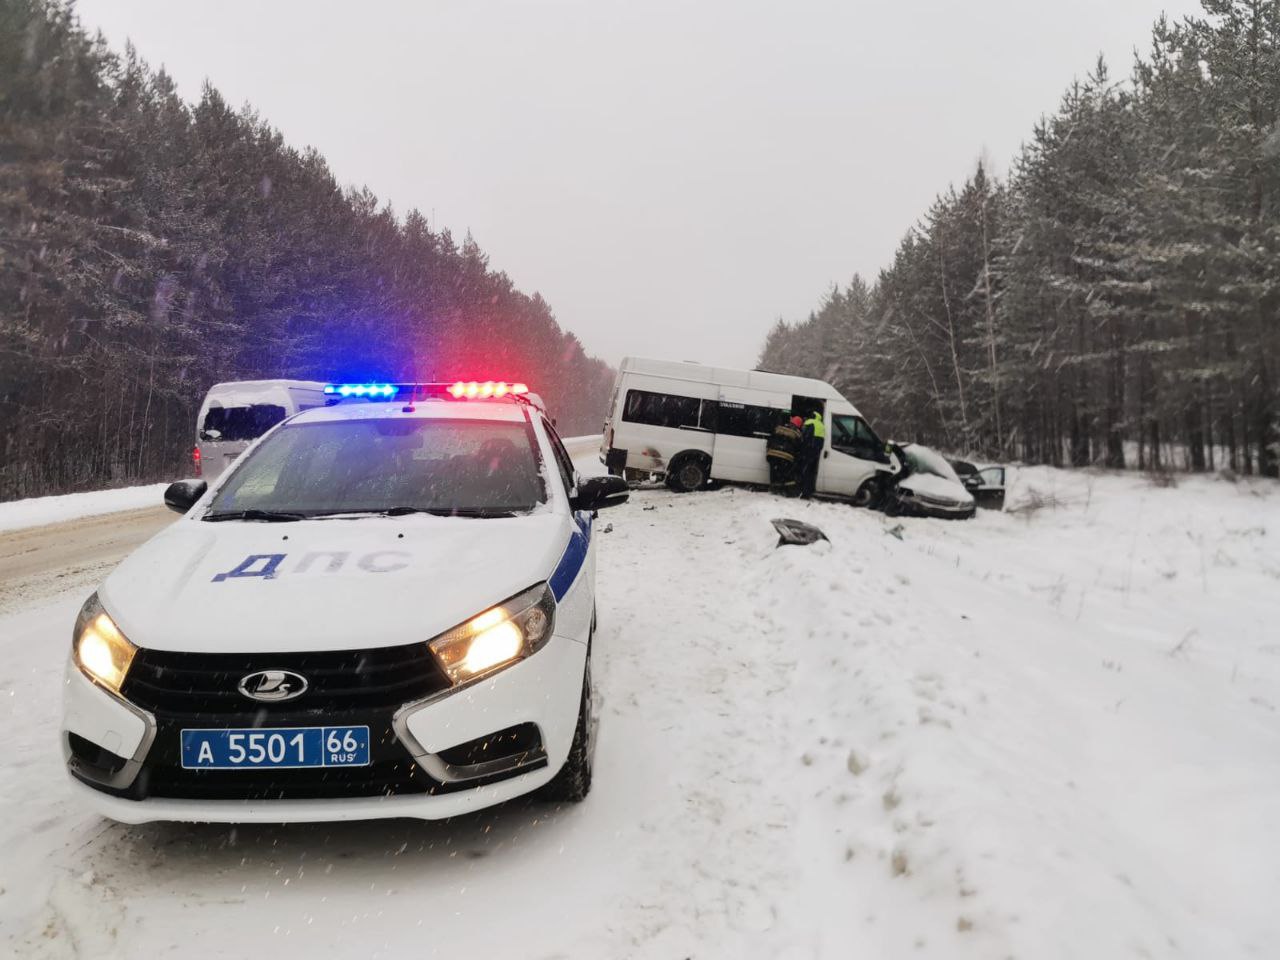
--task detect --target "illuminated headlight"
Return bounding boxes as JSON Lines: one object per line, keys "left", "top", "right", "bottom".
{"left": 428, "top": 583, "right": 556, "bottom": 686}
{"left": 72, "top": 593, "right": 137, "bottom": 694}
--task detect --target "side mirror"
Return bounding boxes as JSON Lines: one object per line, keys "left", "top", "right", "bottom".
{"left": 570, "top": 475, "right": 629, "bottom": 512}
{"left": 164, "top": 479, "right": 208, "bottom": 515}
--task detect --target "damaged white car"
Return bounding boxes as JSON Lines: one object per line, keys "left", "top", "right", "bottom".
{"left": 883, "top": 443, "right": 976, "bottom": 519}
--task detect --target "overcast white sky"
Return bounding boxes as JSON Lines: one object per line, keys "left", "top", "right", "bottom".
{"left": 77, "top": 0, "right": 1203, "bottom": 369}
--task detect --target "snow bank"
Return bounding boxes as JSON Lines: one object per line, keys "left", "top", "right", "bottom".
{"left": 562, "top": 434, "right": 602, "bottom": 463}
{"left": 589, "top": 464, "right": 1280, "bottom": 957}
{"left": 0, "top": 483, "right": 169, "bottom": 534}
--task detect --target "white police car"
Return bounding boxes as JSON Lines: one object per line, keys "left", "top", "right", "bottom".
{"left": 62, "top": 381, "right": 628, "bottom": 823}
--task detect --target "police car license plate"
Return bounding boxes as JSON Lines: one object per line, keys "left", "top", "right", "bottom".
{"left": 180, "top": 726, "right": 371, "bottom": 769}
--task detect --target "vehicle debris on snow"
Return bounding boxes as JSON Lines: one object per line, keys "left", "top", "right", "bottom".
{"left": 770, "top": 518, "right": 829, "bottom": 547}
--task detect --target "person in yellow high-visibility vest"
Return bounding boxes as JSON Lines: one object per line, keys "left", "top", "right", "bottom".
{"left": 799, "top": 409, "right": 825, "bottom": 499}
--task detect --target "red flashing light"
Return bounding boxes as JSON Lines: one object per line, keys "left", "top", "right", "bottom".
{"left": 192, "top": 445, "right": 202, "bottom": 478}
{"left": 448, "top": 380, "right": 527, "bottom": 400}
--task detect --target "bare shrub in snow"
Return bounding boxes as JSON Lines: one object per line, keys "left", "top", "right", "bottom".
{"left": 846, "top": 750, "right": 868, "bottom": 776}
{"left": 1006, "top": 486, "right": 1070, "bottom": 517}
{"left": 891, "top": 848, "right": 910, "bottom": 877}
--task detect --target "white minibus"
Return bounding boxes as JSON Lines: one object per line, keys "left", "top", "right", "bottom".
{"left": 194, "top": 380, "right": 327, "bottom": 482}
{"left": 600, "top": 357, "right": 897, "bottom": 502}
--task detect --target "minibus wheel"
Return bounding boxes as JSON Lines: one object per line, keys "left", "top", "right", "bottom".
{"left": 852, "top": 477, "right": 883, "bottom": 509}
{"left": 665, "top": 452, "right": 709, "bottom": 492}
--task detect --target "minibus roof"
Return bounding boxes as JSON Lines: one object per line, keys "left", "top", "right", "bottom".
{"left": 617, "top": 357, "right": 857, "bottom": 410}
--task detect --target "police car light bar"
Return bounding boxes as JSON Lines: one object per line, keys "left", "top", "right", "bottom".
{"left": 322, "top": 381, "right": 531, "bottom": 402}
{"left": 323, "top": 383, "right": 399, "bottom": 398}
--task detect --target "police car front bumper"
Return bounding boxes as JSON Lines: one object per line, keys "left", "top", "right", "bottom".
{"left": 61, "top": 633, "right": 587, "bottom": 823}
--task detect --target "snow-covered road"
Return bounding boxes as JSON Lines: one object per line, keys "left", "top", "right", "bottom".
{"left": 2, "top": 458, "right": 1278, "bottom": 958}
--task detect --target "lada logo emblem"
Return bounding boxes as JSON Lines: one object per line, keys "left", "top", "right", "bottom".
{"left": 238, "top": 669, "right": 308, "bottom": 702}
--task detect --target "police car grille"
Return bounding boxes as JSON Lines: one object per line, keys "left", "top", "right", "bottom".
{"left": 122, "top": 644, "right": 450, "bottom": 714}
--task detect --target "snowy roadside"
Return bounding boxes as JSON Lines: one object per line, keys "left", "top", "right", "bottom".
{"left": 0, "top": 439, "right": 597, "bottom": 536}
{"left": 0, "top": 483, "right": 171, "bottom": 535}
{"left": 0, "top": 455, "right": 1277, "bottom": 958}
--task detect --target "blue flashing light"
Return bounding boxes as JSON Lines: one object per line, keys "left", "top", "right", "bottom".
{"left": 323, "top": 383, "right": 399, "bottom": 399}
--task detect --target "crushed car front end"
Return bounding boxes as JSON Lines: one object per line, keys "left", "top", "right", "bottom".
{"left": 886, "top": 443, "right": 976, "bottom": 519}
{"left": 889, "top": 486, "right": 976, "bottom": 519}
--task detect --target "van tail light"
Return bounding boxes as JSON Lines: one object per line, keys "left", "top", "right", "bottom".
{"left": 192, "top": 445, "right": 202, "bottom": 478}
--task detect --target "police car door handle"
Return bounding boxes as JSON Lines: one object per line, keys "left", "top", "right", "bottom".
{"left": 823, "top": 450, "right": 829, "bottom": 458}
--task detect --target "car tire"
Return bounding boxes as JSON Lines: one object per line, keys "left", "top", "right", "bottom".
{"left": 852, "top": 477, "right": 883, "bottom": 509}
{"left": 540, "top": 659, "right": 593, "bottom": 803}
{"left": 665, "top": 452, "right": 709, "bottom": 492}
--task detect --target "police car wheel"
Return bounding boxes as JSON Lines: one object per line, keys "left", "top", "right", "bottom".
{"left": 540, "top": 660, "right": 593, "bottom": 803}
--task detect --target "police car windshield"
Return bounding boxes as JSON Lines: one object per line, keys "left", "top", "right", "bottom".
{"left": 205, "top": 417, "right": 547, "bottom": 518}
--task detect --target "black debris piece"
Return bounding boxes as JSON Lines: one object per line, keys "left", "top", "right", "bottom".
{"left": 771, "top": 518, "right": 829, "bottom": 547}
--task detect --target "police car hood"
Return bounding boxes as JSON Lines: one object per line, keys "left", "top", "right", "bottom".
{"left": 99, "top": 514, "right": 570, "bottom": 654}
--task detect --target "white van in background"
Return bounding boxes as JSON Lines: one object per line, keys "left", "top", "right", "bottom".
{"left": 600, "top": 357, "right": 897, "bottom": 502}
{"left": 194, "top": 380, "right": 327, "bottom": 482}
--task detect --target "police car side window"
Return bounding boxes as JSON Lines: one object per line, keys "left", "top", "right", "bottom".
{"left": 543, "top": 419, "right": 575, "bottom": 495}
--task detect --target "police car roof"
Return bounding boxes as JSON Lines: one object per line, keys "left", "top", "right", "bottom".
{"left": 290, "top": 398, "right": 531, "bottom": 425}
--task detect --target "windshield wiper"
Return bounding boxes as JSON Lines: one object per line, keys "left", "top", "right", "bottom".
{"left": 203, "top": 509, "right": 307, "bottom": 522}
{"left": 379, "top": 506, "right": 519, "bottom": 519}
{"left": 288, "top": 506, "right": 524, "bottom": 520}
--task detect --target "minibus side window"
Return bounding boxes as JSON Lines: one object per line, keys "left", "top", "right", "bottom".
{"left": 622, "top": 389, "right": 702, "bottom": 429}
{"left": 713, "top": 402, "right": 781, "bottom": 438}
